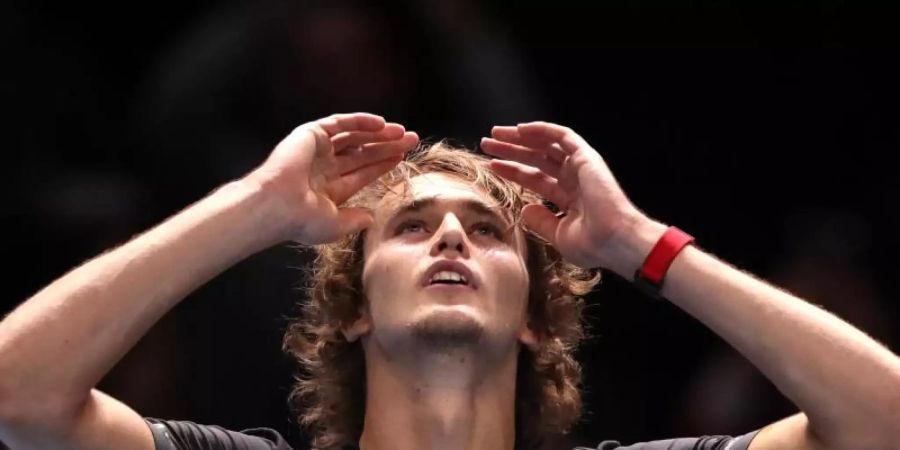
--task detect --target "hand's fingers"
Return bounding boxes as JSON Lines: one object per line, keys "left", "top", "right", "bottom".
{"left": 521, "top": 204, "right": 559, "bottom": 247}
{"left": 488, "top": 159, "right": 571, "bottom": 210}
{"left": 480, "top": 137, "right": 562, "bottom": 179}
{"left": 316, "top": 112, "right": 386, "bottom": 136}
{"left": 490, "top": 126, "right": 567, "bottom": 163}
{"left": 516, "top": 121, "right": 590, "bottom": 156}
{"left": 332, "top": 123, "right": 406, "bottom": 152}
{"left": 490, "top": 125, "right": 522, "bottom": 142}
{"left": 556, "top": 154, "right": 580, "bottom": 193}
{"left": 308, "top": 125, "right": 335, "bottom": 161}
{"left": 278, "top": 123, "right": 333, "bottom": 164}
{"left": 329, "top": 155, "right": 405, "bottom": 204}
{"left": 335, "top": 207, "right": 375, "bottom": 237}
{"left": 335, "top": 132, "right": 418, "bottom": 176}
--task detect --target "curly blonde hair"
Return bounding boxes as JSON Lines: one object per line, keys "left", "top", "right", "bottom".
{"left": 283, "top": 141, "right": 601, "bottom": 450}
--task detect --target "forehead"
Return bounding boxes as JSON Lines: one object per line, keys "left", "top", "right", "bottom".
{"left": 373, "top": 172, "right": 501, "bottom": 221}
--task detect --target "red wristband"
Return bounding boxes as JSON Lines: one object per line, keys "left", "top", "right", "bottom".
{"left": 633, "top": 226, "right": 694, "bottom": 298}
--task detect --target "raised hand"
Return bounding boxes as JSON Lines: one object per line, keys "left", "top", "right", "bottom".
{"left": 481, "top": 122, "right": 643, "bottom": 270}
{"left": 247, "top": 112, "right": 419, "bottom": 245}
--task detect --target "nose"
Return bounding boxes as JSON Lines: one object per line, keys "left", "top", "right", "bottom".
{"left": 430, "top": 213, "right": 470, "bottom": 258}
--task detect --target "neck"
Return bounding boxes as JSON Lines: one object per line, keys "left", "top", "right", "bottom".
{"left": 357, "top": 339, "right": 519, "bottom": 450}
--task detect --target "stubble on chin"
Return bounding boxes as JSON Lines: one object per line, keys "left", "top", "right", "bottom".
{"left": 410, "top": 309, "right": 485, "bottom": 354}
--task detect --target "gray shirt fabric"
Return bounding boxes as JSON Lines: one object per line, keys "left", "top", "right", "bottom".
{"left": 145, "top": 417, "right": 761, "bottom": 450}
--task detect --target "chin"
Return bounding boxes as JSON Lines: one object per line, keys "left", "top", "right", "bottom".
{"left": 409, "top": 305, "right": 486, "bottom": 349}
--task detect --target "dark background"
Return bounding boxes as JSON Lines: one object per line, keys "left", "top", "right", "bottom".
{"left": 3, "top": 1, "right": 899, "bottom": 448}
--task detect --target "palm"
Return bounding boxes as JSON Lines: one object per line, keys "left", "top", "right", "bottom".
{"left": 481, "top": 122, "right": 637, "bottom": 269}
{"left": 248, "top": 113, "right": 419, "bottom": 245}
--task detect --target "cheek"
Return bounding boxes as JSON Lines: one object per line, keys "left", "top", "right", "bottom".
{"left": 361, "top": 256, "right": 394, "bottom": 325}
{"left": 362, "top": 245, "right": 421, "bottom": 299}
{"left": 362, "top": 255, "right": 390, "bottom": 296}
{"left": 483, "top": 247, "right": 529, "bottom": 303}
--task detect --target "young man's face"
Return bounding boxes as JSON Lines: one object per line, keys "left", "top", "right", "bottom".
{"left": 344, "top": 172, "right": 537, "bottom": 357}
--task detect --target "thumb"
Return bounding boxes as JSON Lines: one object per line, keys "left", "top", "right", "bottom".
{"left": 522, "top": 204, "right": 559, "bottom": 246}
{"left": 336, "top": 207, "right": 375, "bottom": 237}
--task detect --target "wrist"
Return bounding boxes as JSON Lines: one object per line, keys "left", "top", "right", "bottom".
{"left": 597, "top": 212, "right": 669, "bottom": 279}
{"left": 219, "top": 178, "right": 296, "bottom": 249}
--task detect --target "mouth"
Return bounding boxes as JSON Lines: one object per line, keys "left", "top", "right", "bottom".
{"left": 426, "top": 272, "right": 474, "bottom": 291}
{"left": 421, "top": 261, "right": 478, "bottom": 290}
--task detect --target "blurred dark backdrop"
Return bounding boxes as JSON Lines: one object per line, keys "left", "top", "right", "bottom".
{"left": 3, "top": 1, "right": 899, "bottom": 448}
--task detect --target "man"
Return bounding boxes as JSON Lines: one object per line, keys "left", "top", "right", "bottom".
{"left": 0, "top": 112, "right": 897, "bottom": 450}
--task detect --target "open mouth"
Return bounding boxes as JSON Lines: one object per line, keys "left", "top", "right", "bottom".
{"left": 421, "top": 261, "right": 478, "bottom": 290}
{"left": 429, "top": 270, "right": 469, "bottom": 286}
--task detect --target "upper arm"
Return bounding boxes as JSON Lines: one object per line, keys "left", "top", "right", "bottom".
{"left": 748, "top": 413, "right": 828, "bottom": 450}
{"left": 0, "top": 389, "right": 155, "bottom": 450}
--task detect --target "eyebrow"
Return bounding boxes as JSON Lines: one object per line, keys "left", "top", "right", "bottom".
{"left": 385, "top": 196, "right": 511, "bottom": 227}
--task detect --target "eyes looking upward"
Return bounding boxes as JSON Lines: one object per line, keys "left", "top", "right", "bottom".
{"left": 385, "top": 197, "right": 513, "bottom": 244}
{"left": 395, "top": 219, "right": 504, "bottom": 240}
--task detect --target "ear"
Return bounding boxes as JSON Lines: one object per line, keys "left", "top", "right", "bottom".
{"left": 517, "top": 321, "right": 540, "bottom": 352}
{"left": 341, "top": 308, "right": 372, "bottom": 342}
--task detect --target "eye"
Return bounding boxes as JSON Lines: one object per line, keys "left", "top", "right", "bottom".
{"left": 473, "top": 222, "right": 502, "bottom": 238}
{"left": 397, "top": 220, "right": 426, "bottom": 234}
